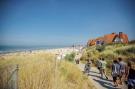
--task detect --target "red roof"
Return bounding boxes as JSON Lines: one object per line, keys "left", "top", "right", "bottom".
{"left": 87, "top": 32, "right": 128, "bottom": 46}
{"left": 104, "top": 33, "right": 117, "bottom": 43}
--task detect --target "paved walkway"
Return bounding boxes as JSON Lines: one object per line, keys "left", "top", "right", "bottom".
{"left": 77, "top": 63, "right": 128, "bottom": 89}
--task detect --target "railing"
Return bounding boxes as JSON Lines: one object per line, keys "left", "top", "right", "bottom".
{"left": 0, "top": 65, "right": 19, "bottom": 89}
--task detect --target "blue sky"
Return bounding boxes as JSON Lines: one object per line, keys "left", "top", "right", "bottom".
{"left": 0, "top": 0, "right": 135, "bottom": 46}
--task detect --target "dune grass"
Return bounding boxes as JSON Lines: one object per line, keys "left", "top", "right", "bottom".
{"left": 81, "top": 43, "right": 135, "bottom": 61}
{"left": 80, "top": 43, "right": 135, "bottom": 75}
{"left": 0, "top": 51, "right": 95, "bottom": 89}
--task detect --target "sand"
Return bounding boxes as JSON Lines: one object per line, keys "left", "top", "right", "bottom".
{"left": 0, "top": 46, "right": 83, "bottom": 60}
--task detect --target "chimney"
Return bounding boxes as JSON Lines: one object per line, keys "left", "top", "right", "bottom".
{"left": 119, "top": 32, "right": 123, "bottom": 38}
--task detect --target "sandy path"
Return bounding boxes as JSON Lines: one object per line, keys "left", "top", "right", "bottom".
{"left": 77, "top": 63, "right": 128, "bottom": 89}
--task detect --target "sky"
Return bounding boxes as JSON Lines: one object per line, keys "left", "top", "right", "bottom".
{"left": 0, "top": 0, "right": 135, "bottom": 46}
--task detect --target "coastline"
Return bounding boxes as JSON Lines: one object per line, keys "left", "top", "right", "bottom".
{"left": 0, "top": 46, "right": 83, "bottom": 58}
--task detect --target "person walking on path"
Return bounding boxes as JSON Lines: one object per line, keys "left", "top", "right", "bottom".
{"left": 75, "top": 53, "right": 80, "bottom": 64}
{"left": 96, "top": 58, "right": 102, "bottom": 74}
{"left": 84, "top": 59, "right": 92, "bottom": 75}
{"left": 111, "top": 60, "right": 121, "bottom": 87}
{"left": 100, "top": 58, "right": 108, "bottom": 79}
{"left": 126, "top": 61, "right": 135, "bottom": 89}
{"left": 118, "top": 57, "right": 127, "bottom": 85}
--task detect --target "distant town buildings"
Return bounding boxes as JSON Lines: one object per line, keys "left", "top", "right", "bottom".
{"left": 87, "top": 32, "right": 129, "bottom": 46}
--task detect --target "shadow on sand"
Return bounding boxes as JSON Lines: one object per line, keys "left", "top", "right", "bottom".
{"left": 81, "top": 66, "right": 126, "bottom": 89}
{"left": 88, "top": 73, "right": 113, "bottom": 82}
{"left": 93, "top": 79, "right": 120, "bottom": 89}
{"left": 89, "top": 70, "right": 100, "bottom": 74}
{"left": 82, "top": 70, "right": 99, "bottom": 74}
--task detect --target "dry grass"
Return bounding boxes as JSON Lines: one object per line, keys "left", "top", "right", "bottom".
{"left": 0, "top": 51, "right": 95, "bottom": 89}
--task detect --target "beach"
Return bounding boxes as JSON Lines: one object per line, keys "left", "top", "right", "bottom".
{"left": 0, "top": 46, "right": 83, "bottom": 60}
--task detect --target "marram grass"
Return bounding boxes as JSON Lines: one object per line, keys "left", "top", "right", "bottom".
{"left": 0, "top": 51, "right": 95, "bottom": 89}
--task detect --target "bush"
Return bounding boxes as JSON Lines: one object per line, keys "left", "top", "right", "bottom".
{"left": 96, "top": 45, "right": 105, "bottom": 52}
{"left": 65, "top": 52, "right": 75, "bottom": 62}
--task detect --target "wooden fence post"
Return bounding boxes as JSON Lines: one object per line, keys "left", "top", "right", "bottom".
{"left": 16, "top": 65, "right": 19, "bottom": 89}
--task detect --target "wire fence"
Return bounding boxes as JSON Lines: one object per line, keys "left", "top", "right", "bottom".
{"left": 0, "top": 65, "right": 19, "bottom": 89}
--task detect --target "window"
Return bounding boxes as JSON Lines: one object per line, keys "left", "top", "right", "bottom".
{"left": 114, "top": 37, "right": 121, "bottom": 43}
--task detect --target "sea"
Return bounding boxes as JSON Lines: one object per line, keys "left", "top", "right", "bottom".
{"left": 0, "top": 45, "right": 70, "bottom": 54}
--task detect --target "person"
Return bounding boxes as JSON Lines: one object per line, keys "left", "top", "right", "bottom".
{"left": 127, "top": 61, "right": 135, "bottom": 89}
{"left": 100, "top": 58, "right": 108, "bottom": 79}
{"left": 112, "top": 60, "right": 121, "bottom": 87}
{"left": 75, "top": 53, "right": 80, "bottom": 64}
{"left": 84, "top": 59, "right": 92, "bottom": 75}
{"left": 118, "top": 57, "right": 127, "bottom": 85}
{"left": 96, "top": 58, "right": 102, "bottom": 74}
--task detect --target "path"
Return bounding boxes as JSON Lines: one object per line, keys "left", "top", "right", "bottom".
{"left": 77, "top": 63, "right": 128, "bottom": 89}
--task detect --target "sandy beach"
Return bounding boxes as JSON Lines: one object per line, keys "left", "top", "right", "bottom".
{"left": 0, "top": 46, "right": 83, "bottom": 59}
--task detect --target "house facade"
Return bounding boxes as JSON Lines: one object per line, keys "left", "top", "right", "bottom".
{"left": 87, "top": 32, "right": 128, "bottom": 46}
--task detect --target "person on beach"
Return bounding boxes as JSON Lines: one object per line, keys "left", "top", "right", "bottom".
{"left": 118, "top": 57, "right": 127, "bottom": 85}
{"left": 96, "top": 58, "right": 102, "bottom": 74}
{"left": 84, "top": 59, "right": 92, "bottom": 74}
{"left": 112, "top": 60, "right": 121, "bottom": 87}
{"left": 126, "top": 61, "right": 135, "bottom": 89}
{"left": 100, "top": 58, "right": 108, "bottom": 79}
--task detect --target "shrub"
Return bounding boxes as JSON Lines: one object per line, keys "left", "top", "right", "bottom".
{"left": 96, "top": 45, "right": 105, "bottom": 52}
{"left": 65, "top": 52, "right": 75, "bottom": 62}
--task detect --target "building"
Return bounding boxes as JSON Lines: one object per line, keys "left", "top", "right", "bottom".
{"left": 87, "top": 32, "right": 128, "bottom": 46}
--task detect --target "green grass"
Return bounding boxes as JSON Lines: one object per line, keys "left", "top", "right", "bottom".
{"left": 82, "top": 43, "right": 135, "bottom": 61}
{"left": 81, "top": 43, "right": 135, "bottom": 74}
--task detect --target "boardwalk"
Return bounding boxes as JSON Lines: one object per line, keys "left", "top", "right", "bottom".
{"left": 77, "top": 64, "right": 128, "bottom": 89}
